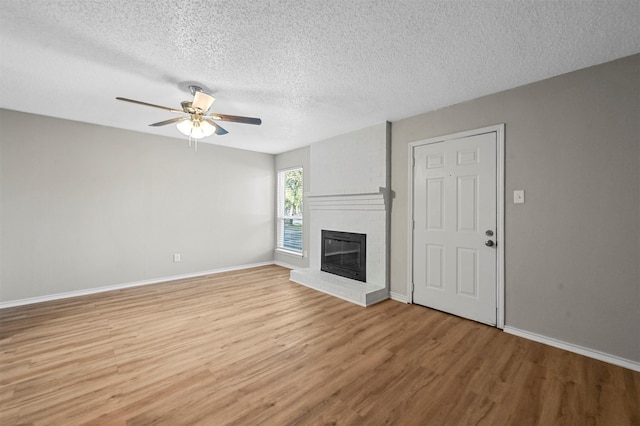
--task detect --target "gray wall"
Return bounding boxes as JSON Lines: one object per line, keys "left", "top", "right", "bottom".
{"left": 274, "top": 145, "right": 310, "bottom": 268}
{"left": 0, "top": 110, "right": 275, "bottom": 303}
{"left": 391, "top": 54, "right": 640, "bottom": 362}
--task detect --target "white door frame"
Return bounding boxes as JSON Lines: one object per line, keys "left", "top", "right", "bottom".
{"left": 407, "top": 124, "right": 505, "bottom": 329}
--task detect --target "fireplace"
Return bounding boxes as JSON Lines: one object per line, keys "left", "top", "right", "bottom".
{"left": 321, "top": 230, "right": 366, "bottom": 282}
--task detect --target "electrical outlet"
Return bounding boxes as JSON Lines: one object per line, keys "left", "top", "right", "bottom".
{"left": 513, "top": 190, "right": 525, "bottom": 204}
{"left": 173, "top": 253, "right": 181, "bottom": 262}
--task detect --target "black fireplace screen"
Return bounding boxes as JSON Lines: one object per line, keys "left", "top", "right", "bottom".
{"left": 321, "top": 230, "right": 366, "bottom": 282}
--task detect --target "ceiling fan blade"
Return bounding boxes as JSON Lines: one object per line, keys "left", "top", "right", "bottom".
{"left": 208, "top": 113, "right": 262, "bottom": 125}
{"left": 116, "top": 97, "right": 185, "bottom": 114}
{"left": 205, "top": 119, "right": 228, "bottom": 135}
{"left": 149, "top": 117, "right": 187, "bottom": 127}
{"left": 192, "top": 91, "right": 215, "bottom": 113}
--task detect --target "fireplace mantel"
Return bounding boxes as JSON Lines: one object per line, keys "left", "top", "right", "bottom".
{"left": 306, "top": 187, "right": 391, "bottom": 211}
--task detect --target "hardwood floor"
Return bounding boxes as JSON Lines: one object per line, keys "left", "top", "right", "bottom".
{"left": 1, "top": 265, "right": 638, "bottom": 425}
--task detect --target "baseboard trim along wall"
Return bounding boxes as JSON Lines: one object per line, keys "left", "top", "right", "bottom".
{"left": 504, "top": 326, "right": 640, "bottom": 372}
{"left": 273, "top": 260, "right": 299, "bottom": 270}
{"left": 0, "top": 261, "right": 274, "bottom": 309}
{"left": 390, "top": 292, "right": 409, "bottom": 303}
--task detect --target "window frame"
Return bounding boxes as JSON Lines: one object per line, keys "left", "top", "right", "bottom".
{"left": 276, "top": 166, "right": 304, "bottom": 256}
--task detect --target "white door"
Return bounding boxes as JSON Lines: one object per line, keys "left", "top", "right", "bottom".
{"left": 412, "top": 131, "right": 497, "bottom": 326}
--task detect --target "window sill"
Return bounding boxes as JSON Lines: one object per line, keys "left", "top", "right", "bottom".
{"left": 275, "top": 248, "right": 303, "bottom": 258}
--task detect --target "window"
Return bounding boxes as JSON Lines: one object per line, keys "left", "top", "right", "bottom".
{"left": 277, "top": 167, "right": 303, "bottom": 254}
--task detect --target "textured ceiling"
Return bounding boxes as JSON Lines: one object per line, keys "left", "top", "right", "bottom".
{"left": 1, "top": 1, "right": 638, "bottom": 154}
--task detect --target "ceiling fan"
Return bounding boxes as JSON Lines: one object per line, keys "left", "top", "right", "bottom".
{"left": 116, "top": 85, "right": 261, "bottom": 148}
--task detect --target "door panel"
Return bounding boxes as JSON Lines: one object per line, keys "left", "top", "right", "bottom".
{"left": 412, "top": 132, "right": 497, "bottom": 325}
{"left": 426, "top": 178, "right": 444, "bottom": 229}
{"left": 457, "top": 176, "right": 477, "bottom": 231}
{"left": 456, "top": 247, "right": 478, "bottom": 297}
{"left": 426, "top": 244, "right": 444, "bottom": 289}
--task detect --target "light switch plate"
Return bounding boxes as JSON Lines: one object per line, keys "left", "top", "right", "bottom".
{"left": 513, "top": 190, "right": 525, "bottom": 204}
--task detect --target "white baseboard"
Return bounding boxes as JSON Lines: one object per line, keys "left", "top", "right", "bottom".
{"left": 503, "top": 326, "right": 640, "bottom": 372}
{"left": 0, "top": 261, "right": 274, "bottom": 309}
{"left": 273, "top": 260, "right": 299, "bottom": 270}
{"left": 390, "top": 291, "right": 409, "bottom": 303}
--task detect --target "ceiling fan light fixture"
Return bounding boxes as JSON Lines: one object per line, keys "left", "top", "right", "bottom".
{"left": 192, "top": 91, "right": 215, "bottom": 113}
{"left": 200, "top": 120, "right": 216, "bottom": 137}
{"left": 176, "top": 119, "right": 195, "bottom": 137}
{"left": 176, "top": 118, "right": 216, "bottom": 139}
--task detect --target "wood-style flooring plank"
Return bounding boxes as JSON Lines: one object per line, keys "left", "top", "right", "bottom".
{"left": 1, "top": 265, "right": 638, "bottom": 425}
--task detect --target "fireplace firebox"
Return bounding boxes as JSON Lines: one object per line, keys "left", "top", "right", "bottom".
{"left": 321, "top": 230, "right": 366, "bottom": 282}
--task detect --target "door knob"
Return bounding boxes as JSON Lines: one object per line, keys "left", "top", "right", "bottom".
{"left": 485, "top": 240, "right": 495, "bottom": 247}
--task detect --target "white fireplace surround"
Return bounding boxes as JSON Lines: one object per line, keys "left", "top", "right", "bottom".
{"left": 290, "top": 122, "right": 390, "bottom": 306}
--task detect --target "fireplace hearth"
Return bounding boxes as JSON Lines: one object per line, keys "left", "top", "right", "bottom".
{"left": 321, "top": 230, "right": 366, "bottom": 282}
